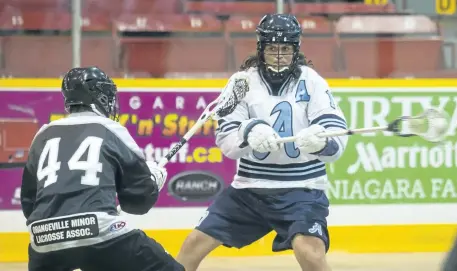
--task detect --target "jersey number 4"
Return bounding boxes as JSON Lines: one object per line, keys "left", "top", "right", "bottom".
{"left": 37, "top": 136, "right": 103, "bottom": 188}
{"left": 253, "top": 101, "right": 300, "bottom": 160}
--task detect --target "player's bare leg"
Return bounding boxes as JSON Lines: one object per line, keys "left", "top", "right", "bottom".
{"left": 177, "top": 229, "right": 222, "bottom": 271}
{"left": 292, "top": 234, "right": 331, "bottom": 271}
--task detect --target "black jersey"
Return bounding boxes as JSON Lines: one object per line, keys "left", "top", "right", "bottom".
{"left": 21, "top": 112, "right": 159, "bottom": 224}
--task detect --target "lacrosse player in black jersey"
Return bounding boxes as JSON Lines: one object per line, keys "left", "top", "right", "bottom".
{"left": 21, "top": 67, "right": 184, "bottom": 271}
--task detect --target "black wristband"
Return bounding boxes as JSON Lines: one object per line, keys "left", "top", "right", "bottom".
{"left": 238, "top": 119, "right": 270, "bottom": 148}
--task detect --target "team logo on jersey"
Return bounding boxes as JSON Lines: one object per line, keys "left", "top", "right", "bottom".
{"left": 109, "top": 221, "right": 126, "bottom": 232}
{"left": 168, "top": 171, "right": 224, "bottom": 202}
{"left": 31, "top": 214, "right": 100, "bottom": 246}
{"left": 196, "top": 210, "right": 209, "bottom": 227}
{"left": 308, "top": 222, "right": 323, "bottom": 236}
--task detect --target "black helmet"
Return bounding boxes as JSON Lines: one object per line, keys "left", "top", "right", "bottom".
{"left": 256, "top": 14, "right": 302, "bottom": 85}
{"left": 61, "top": 67, "right": 118, "bottom": 120}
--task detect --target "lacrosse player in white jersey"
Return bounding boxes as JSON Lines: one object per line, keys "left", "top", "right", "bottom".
{"left": 177, "top": 14, "right": 348, "bottom": 271}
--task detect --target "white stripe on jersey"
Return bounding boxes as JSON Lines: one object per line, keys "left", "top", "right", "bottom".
{"left": 217, "top": 120, "right": 242, "bottom": 133}
{"left": 238, "top": 158, "right": 326, "bottom": 181}
{"left": 310, "top": 114, "right": 348, "bottom": 130}
{"left": 45, "top": 112, "right": 145, "bottom": 159}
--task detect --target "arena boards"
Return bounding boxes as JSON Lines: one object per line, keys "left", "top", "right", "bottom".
{"left": 0, "top": 78, "right": 456, "bottom": 262}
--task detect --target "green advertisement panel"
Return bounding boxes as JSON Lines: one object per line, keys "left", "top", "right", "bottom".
{"left": 327, "top": 90, "right": 457, "bottom": 204}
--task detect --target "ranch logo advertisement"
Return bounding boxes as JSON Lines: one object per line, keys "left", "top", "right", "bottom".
{"left": 0, "top": 89, "right": 456, "bottom": 210}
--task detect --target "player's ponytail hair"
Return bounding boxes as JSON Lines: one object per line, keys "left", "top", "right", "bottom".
{"left": 239, "top": 52, "right": 313, "bottom": 71}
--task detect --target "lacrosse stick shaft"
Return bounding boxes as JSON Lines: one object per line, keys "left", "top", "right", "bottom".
{"left": 157, "top": 78, "right": 249, "bottom": 168}
{"left": 158, "top": 113, "right": 214, "bottom": 168}
{"left": 276, "top": 126, "right": 389, "bottom": 144}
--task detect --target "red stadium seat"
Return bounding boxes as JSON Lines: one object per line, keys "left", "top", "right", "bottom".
{"left": 292, "top": 2, "right": 396, "bottom": 15}
{"left": 114, "top": 14, "right": 228, "bottom": 76}
{"left": 298, "top": 16, "right": 334, "bottom": 35}
{"left": 336, "top": 15, "right": 443, "bottom": 78}
{"left": 82, "top": 13, "right": 112, "bottom": 32}
{"left": 224, "top": 15, "right": 334, "bottom": 35}
{"left": 120, "top": 38, "right": 228, "bottom": 76}
{"left": 114, "top": 13, "right": 223, "bottom": 33}
{"left": 81, "top": 37, "right": 117, "bottom": 75}
{"left": 224, "top": 15, "right": 262, "bottom": 71}
{"left": 0, "top": 7, "right": 116, "bottom": 77}
{"left": 2, "top": 35, "right": 117, "bottom": 77}
{"left": 0, "top": 9, "right": 112, "bottom": 32}
{"left": 225, "top": 15, "right": 262, "bottom": 34}
{"left": 3, "top": 36, "right": 72, "bottom": 77}
{"left": 0, "top": 10, "right": 71, "bottom": 31}
{"left": 339, "top": 38, "right": 443, "bottom": 78}
{"left": 0, "top": 8, "right": 112, "bottom": 32}
{"left": 82, "top": 0, "right": 182, "bottom": 16}
{"left": 301, "top": 38, "right": 339, "bottom": 75}
{"left": 184, "top": 1, "right": 289, "bottom": 15}
{"left": 0, "top": 0, "right": 69, "bottom": 11}
{"left": 337, "top": 15, "right": 439, "bottom": 35}
{"left": 296, "top": 16, "right": 338, "bottom": 74}
{"left": 226, "top": 15, "right": 338, "bottom": 74}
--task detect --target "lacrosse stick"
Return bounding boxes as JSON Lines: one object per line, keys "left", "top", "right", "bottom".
{"left": 117, "top": 78, "right": 249, "bottom": 214}
{"left": 157, "top": 77, "right": 250, "bottom": 168}
{"left": 275, "top": 108, "right": 450, "bottom": 144}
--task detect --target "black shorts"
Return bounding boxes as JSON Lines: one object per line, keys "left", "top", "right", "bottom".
{"left": 196, "top": 186, "right": 330, "bottom": 252}
{"left": 442, "top": 236, "right": 457, "bottom": 271}
{"left": 28, "top": 230, "right": 184, "bottom": 271}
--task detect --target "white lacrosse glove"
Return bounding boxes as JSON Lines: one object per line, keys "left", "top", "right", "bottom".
{"left": 238, "top": 119, "right": 281, "bottom": 153}
{"left": 146, "top": 161, "right": 167, "bottom": 192}
{"left": 296, "top": 124, "right": 328, "bottom": 154}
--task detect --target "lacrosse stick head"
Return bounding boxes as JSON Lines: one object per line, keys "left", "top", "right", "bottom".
{"left": 212, "top": 77, "right": 250, "bottom": 120}
{"left": 388, "top": 108, "right": 450, "bottom": 143}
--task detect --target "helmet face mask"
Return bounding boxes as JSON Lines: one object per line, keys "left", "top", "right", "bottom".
{"left": 263, "top": 43, "right": 295, "bottom": 73}
{"left": 86, "top": 80, "right": 119, "bottom": 121}
{"left": 256, "top": 14, "right": 302, "bottom": 85}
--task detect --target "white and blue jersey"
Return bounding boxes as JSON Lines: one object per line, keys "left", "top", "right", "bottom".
{"left": 215, "top": 66, "right": 348, "bottom": 190}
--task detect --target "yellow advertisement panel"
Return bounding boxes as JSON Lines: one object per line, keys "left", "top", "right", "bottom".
{"left": 436, "top": 0, "right": 456, "bottom": 15}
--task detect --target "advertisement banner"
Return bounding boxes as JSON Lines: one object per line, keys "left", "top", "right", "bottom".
{"left": 0, "top": 90, "right": 236, "bottom": 210}
{"left": 0, "top": 88, "right": 456, "bottom": 210}
{"left": 326, "top": 91, "right": 457, "bottom": 204}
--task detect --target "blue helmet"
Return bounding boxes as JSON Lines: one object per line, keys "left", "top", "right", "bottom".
{"left": 256, "top": 14, "right": 302, "bottom": 84}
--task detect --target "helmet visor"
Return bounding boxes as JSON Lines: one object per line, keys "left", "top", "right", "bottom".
{"left": 95, "top": 81, "right": 119, "bottom": 121}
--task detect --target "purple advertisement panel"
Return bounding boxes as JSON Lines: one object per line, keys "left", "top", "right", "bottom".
{"left": 0, "top": 90, "right": 236, "bottom": 210}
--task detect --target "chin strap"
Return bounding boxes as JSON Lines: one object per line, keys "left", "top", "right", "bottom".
{"left": 266, "top": 65, "right": 290, "bottom": 73}
{"left": 90, "top": 104, "right": 108, "bottom": 117}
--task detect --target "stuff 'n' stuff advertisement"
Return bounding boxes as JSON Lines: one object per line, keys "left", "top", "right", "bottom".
{"left": 0, "top": 90, "right": 236, "bottom": 210}
{"left": 1, "top": 86, "right": 457, "bottom": 211}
